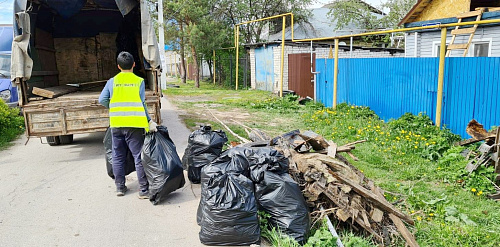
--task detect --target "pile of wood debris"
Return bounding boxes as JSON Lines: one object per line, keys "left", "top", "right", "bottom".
{"left": 457, "top": 120, "right": 500, "bottom": 199}
{"left": 208, "top": 110, "right": 418, "bottom": 246}
{"left": 270, "top": 130, "right": 418, "bottom": 246}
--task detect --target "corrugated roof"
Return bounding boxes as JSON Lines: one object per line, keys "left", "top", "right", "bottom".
{"left": 266, "top": 7, "right": 384, "bottom": 41}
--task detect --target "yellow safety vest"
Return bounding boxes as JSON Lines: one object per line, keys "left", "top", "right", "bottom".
{"left": 109, "top": 72, "right": 149, "bottom": 131}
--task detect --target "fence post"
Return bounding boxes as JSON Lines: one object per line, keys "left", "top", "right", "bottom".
{"left": 436, "top": 28, "right": 447, "bottom": 128}
{"left": 333, "top": 38, "right": 339, "bottom": 109}
{"left": 213, "top": 50, "right": 216, "bottom": 84}
{"left": 280, "top": 16, "right": 286, "bottom": 97}
{"left": 235, "top": 25, "right": 240, "bottom": 90}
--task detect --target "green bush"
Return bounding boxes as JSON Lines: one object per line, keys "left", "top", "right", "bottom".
{"left": 0, "top": 100, "right": 24, "bottom": 149}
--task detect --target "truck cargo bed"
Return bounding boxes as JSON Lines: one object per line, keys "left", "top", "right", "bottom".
{"left": 23, "top": 89, "right": 160, "bottom": 137}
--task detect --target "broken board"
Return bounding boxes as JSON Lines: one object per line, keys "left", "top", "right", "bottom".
{"left": 32, "top": 86, "right": 79, "bottom": 99}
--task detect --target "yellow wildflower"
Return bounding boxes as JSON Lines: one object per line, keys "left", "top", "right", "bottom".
{"left": 471, "top": 188, "right": 477, "bottom": 192}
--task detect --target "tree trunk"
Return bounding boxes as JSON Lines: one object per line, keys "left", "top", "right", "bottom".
{"left": 207, "top": 59, "right": 213, "bottom": 83}
{"left": 179, "top": 23, "right": 187, "bottom": 84}
{"left": 190, "top": 44, "right": 200, "bottom": 88}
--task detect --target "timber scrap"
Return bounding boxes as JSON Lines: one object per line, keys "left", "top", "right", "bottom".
{"left": 222, "top": 120, "right": 418, "bottom": 246}
{"left": 269, "top": 130, "right": 418, "bottom": 247}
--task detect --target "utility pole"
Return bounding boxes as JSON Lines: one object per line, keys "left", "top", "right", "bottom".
{"left": 158, "top": 0, "right": 167, "bottom": 89}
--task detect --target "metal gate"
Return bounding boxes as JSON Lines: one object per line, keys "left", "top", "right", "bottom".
{"left": 288, "top": 53, "right": 315, "bottom": 98}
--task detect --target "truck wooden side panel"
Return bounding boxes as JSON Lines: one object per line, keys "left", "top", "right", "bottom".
{"left": 23, "top": 92, "right": 160, "bottom": 137}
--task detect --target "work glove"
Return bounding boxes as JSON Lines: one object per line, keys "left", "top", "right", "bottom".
{"left": 148, "top": 120, "right": 158, "bottom": 133}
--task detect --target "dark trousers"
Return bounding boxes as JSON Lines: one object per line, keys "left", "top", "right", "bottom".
{"left": 111, "top": 127, "right": 149, "bottom": 191}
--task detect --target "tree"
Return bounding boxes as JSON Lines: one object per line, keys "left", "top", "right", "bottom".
{"left": 213, "top": 0, "right": 312, "bottom": 44}
{"left": 328, "top": 0, "right": 417, "bottom": 30}
{"left": 327, "top": 0, "right": 384, "bottom": 30}
{"left": 381, "top": 0, "right": 417, "bottom": 28}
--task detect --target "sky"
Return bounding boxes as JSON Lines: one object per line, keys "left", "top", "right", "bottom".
{"left": 0, "top": 0, "right": 13, "bottom": 24}
{"left": 0, "top": 0, "right": 390, "bottom": 24}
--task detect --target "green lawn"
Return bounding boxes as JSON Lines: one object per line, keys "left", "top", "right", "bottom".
{"left": 164, "top": 79, "right": 500, "bottom": 247}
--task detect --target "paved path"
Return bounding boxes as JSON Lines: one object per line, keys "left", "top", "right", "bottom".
{"left": 0, "top": 95, "right": 204, "bottom": 246}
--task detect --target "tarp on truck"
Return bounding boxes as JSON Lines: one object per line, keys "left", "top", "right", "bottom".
{"left": 10, "top": 0, "right": 161, "bottom": 81}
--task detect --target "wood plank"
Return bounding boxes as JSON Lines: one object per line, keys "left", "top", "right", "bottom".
{"left": 32, "top": 86, "right": 79, "bottom": 99}
{"left": 451, "top": 27, "right": 476, "bottom": 35}
{"left": 388, "top": 214, "right": 420, "bottom": 247}
{"left": 31, "top": 71, "right": 59, "bottom": 76}
{"left": 447, "top": 43, "right": 469, "bottom": 50}
{"left": 35, "top": 45, "right": 56, "bottom": 53}
{"left": 327, "top": 171, "right": 415, "bottom": 225}
{"left": 372, "top": 187, "right": 419, "bottom": 247}
{"left": 495, "top": 128, "right": 500, "bottom": 173}
{"left": 327, "top": 141, "right": 337, "bottom": 158}
{"left": 370, "top": 208, "right": 384, "bottom": 222}
{"left": 487, "top": 7, "right": 500, "bottom": 12}
{"left": 456, "top": 10, "right": 483, "bottom": 19}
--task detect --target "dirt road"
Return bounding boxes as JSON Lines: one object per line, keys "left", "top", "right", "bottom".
{"left": 0, "top": 96, "right": 205, "bottom": 246}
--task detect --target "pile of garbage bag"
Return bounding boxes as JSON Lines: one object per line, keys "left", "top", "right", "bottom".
{"left": 182, "top": 125, "right": 227, "bottom": 184}
{"left": 197, "top": 146, "right": 309, "bottom": 245}
{"left": 103, "top": 128, "right": 136, "bottom": 179}
{"left": 248, "top": 148, "right": 310, "bottom": 243}
{"left": 142, "top": 126, "right": 185, "bottom": 205}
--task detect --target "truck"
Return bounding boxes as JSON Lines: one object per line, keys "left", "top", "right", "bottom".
{"left": 11, "top": 0, "right": 162, "bottom": 145}
{"left": 0, "top": 24, "right": 18, "bottom": 108}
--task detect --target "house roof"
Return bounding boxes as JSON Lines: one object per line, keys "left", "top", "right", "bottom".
{"left": 265, "top": 7, "right": 384, "bottom": 42}
{"left": 398, "top": 0, "right": 433, "bottom": 26}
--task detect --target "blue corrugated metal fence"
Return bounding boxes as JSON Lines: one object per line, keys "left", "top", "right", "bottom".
{"left": 316, "top": 57, "right": 500, "bottom": 138}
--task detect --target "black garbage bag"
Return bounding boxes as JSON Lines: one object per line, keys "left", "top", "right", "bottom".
{"left": 142, "top": 126, "right": 185, "bottom": 205}
{"left": 198, "top": 147, "right": 260, "bottom": 246}
{"left": 249, "top": 147, "right": 310, "bottom": 243}
{"left": 103, "top": 128, "right": 136, "bottom": 179}
{"left": 182, "top": 125, "right": 227, "bottom": 184}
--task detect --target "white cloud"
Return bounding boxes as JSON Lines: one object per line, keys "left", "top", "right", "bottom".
{"left": 0, "top": 0, "right": 13, "bottom": 24}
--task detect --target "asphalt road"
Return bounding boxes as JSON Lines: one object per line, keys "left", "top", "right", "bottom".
{"left": 0, "top": 97, "right": 206, "bottom": 246}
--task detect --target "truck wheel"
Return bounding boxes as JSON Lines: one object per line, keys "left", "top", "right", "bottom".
{"left": 59, "top": 135, "right": 74, "bottom": 145}
{"left": 46, "top": 136, "right": 61, "bottom": 146}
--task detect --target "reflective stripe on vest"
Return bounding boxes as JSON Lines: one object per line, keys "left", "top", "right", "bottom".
{"left": 109, "top": 72, "right": 149, "bottom": 131}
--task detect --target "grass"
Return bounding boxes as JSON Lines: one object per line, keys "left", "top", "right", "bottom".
{"left": 0, "top": 101, "right": 24, "bottom": 150}
{"left": 165, "top": 79, "right": 500, "bottom": 247}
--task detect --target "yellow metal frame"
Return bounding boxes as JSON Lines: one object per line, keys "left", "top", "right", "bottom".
{"left": 234, "top": 13, "right": 294, "bottom": 96}
{"left": 229, "top": 13, "right": 500, "bottom": 126}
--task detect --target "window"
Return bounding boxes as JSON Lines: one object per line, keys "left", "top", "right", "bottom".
{"left": 433, "top": 40, "right": 491, "bottom": 57}
{"left": 435, "top": 45, "right": 448, "bottom": 57}
{"left": 473, "top": 43, "right": 489, "bottom": 57}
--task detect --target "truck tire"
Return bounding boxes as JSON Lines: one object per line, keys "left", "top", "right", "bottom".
{"left": 46, "top": 136, "right": 60, "bottom": 146}
{"left": 59, "top": 135, "right": 74, "bottom": 145}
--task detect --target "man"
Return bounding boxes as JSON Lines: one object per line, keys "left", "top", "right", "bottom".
{"left": 99, "top": 51, "right": 158, "bottom": 198}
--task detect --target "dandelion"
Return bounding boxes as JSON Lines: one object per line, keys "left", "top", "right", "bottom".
{"left": 411, "top": 210, "right": 415, "bottom": 214}
{"left": 396, "top": 183, "right": 400, "bottom": 187}
{"left": 426, "top": 143, "right": 429, "bottom": 146}
{"left": 471, "top": 188, "right": 477, "bottom": 192}
{"left": 380, "top": 131, "right": 384, "bottom": 135}
{"left": 477, "top": 191, "right": 483, "bottom": 196}
{"left": 437, "top": 167, "right": 441, "bottom": 170}
{"left": 429, "top": 213, "right": 434, "bottom": 217}
{"left": 414, "top": 146, "right": 418, "bottom": 149}
{"left": 417, "top": 216, "right": 422, "bottom": 221}
{"left": 351, "top": 106, "right": 355, "bottom": 109}
{"left": 393, "top": 197, "right": 397, "bottom": 200}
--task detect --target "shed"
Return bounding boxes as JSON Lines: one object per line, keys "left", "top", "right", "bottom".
{"left": 245, "top": 7, "right": 404, "bottom": 98}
